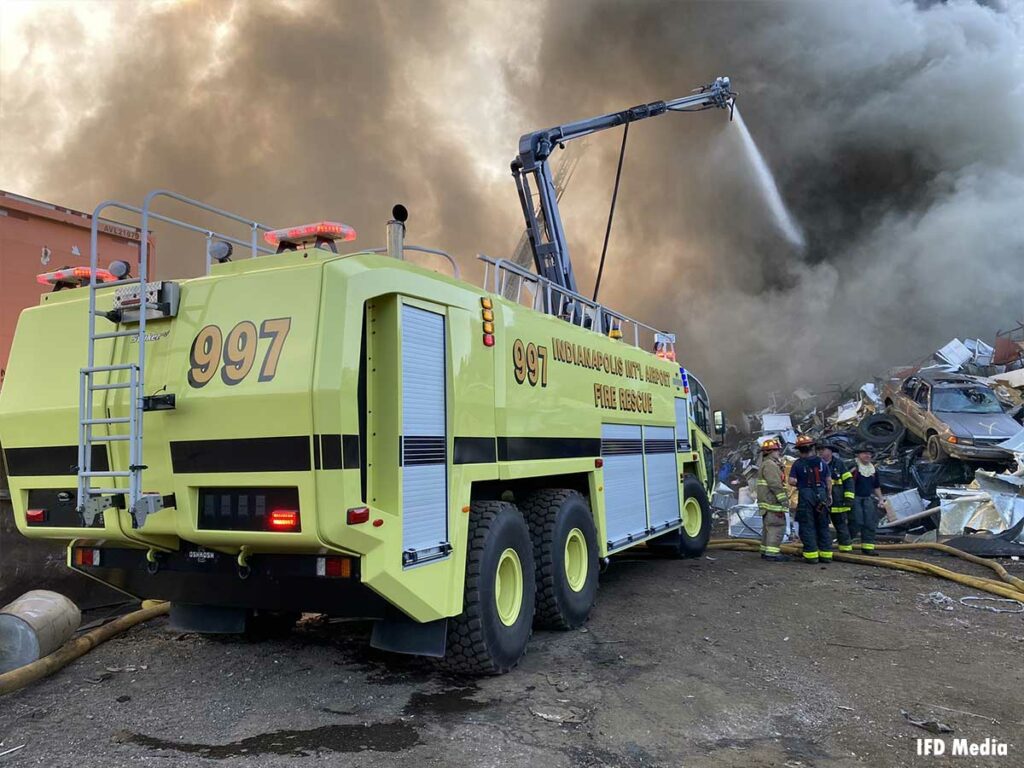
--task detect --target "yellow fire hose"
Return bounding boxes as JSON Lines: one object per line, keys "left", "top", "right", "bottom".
{"left": 2, "top": 540, "right": 1021, "bottom": 696}
{"left": 0, "top": 601, "right": 169, "bottom": 697}
{"left": 708, "top": 539, "right": 1024, "bottom": 601}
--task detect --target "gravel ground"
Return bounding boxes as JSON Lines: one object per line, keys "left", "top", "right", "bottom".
{"left": 2, "top": 547, "right": 1023, "bottom": 767}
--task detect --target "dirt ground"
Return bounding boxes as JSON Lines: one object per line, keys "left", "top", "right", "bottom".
{"left": 2, "top": 546, "right": 1023, "bottom": 768}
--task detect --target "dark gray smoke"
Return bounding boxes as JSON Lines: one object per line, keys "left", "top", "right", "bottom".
{"left": 2, "top": 0, "right": 1022, "bottom": 413}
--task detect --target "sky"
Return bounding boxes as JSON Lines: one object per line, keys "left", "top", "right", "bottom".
{"left": 1, "top": 0, "right": 1022, "bottom": 413}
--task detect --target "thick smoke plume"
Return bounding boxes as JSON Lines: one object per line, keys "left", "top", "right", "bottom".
{"left": 2, "top": 0, "right": 1022, "bottom": 413}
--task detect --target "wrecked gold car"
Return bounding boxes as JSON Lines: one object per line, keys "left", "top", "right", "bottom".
{"left": 881, "top": 372, "right": 1019, "bottom": 464}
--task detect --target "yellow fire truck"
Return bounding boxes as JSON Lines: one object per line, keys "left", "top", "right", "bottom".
{"left": 0, "top": 78, "right": 733, "bottom": 673}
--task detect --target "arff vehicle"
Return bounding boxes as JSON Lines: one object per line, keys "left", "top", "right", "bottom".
{"left": 882, "top": 371, "right": 1019, "bottom": 465}
{"left": 0, "top": 78, "right": 734, "bottom": 673}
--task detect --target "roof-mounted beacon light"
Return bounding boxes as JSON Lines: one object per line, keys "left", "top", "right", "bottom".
{"left": 263, "top": 221, "right": 357, "bottom": 254}
{"left": 36, "top": 266, "right": 116, "bottom": 291}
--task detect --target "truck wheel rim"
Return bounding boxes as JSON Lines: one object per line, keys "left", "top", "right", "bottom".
{"left": 495, "top": 548, "right": 523, "bottom": 626}
{"left": 564, "top": 528, "right": 588, "bottom": 592}
{"left": 682, "top": 497, "right": 703, "bottom": 537}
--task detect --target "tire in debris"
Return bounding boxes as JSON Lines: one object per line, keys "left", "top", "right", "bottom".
{"left": 647, "top": 475, "right": 713, "bottom": 559}
{"left": 857, "top": 414, "right": 906, "bottom": 447}
{"left": 440, "top": 500, "right": 535, "bottom": 675}
{"left": 520, "top": 489, "right": 599, "bottom": 630}
{"left": 925, "top": 434, "right": 948, "bottom": 463}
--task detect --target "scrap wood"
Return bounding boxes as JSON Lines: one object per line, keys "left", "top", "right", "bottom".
{"left": 925, "top": 704, "right": 1000, "bottom": 725}
{"left": 841, "top": 609, "right": 890, "bottom": 624}
{"left": 901, "top": 710, "right": 953, "bottom": 735}
{"left": 826, "top": 641, "right": 913, "bottom": 652}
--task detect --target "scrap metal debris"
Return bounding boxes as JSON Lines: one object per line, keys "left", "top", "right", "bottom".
{"left": 958, "top": 596, "right": 1024, "bottom": 614}
{"left": 918, "top": 591, "right": 957, "bottom": 611}
{"left": 720, "top": 325, "right": 1024, "bottom": 547}
{"left": 901, "top": 710, "right": 954, "bottom": 735}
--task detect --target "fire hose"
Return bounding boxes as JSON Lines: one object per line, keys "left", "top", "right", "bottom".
{"left": 708, "top": 539, "right": 1024, "bottom": 601}
{"left": 2, "top": 542, "right": 1021, "bottom": 697}
{"left": 0, "top": 601, "right": 168, "bottom": 696}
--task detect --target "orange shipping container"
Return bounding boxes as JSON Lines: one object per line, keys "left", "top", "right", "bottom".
{"left": 0, "top": 190, "right": 154, "bottom": 389}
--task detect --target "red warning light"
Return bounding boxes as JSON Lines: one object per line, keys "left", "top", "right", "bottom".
{"left": 264, "top": 222, "right": 357, "bottom": 247}
{"left": 36, "top": 267, "right": 116, "bottom": 286}
{"left": 267, "top": 509, "right": 300, "bottom": 531}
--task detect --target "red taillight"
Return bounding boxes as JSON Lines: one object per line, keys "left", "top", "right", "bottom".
{"left": 73, "top": 548, "right": 101, "bottom": 567}
{"left": 483, "top": 333, "right": 495, "bottom": 347}
{"left": 264, "top": 221, "right": 357, "bottom": 247}
{"left": 26, "top": 508, "right": 47, "bottom": 524}
{"left": 595, "top": 458, "right": 604, "bottom": 468}
{"left": 316, "top": 556, "right": 353, "bottom": 579}
{"left": 346, "top": 506, "right": 370, "bottom": 525}
{"left": 36, "top": 266, "right": 116, "bottom": 286}
{"left": 267, "top": 509, "right": 300, "bottom": 532}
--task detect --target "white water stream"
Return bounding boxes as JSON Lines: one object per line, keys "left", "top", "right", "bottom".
{"left": 732, "top": 107, "right": 806, "bottom": 249}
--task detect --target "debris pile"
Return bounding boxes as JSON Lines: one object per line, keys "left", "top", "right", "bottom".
{"left": 717, "top": 328, "right": 1024, "bottom": 549}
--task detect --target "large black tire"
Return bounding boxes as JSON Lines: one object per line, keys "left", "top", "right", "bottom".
{"left": 858, "top": 414, "right": 905, "bottom": 447}
{"left": 520, "top": 489, "right": 599, "bottom": 630}
{"left": 648, "top": 475, "right": 712, "bottom": 558}
{"left": 440, "top": 501, "right": 535, "bottom": 675}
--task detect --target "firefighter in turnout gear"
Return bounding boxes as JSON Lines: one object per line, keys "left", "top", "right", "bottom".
{"left": 788, "top": 435, "right": 833, "bottom": 564}
{"left": 755, "top": 438, "right": 788, "bottom": 561}
{"left": 851, "top": 445, "right": 884, "bottom": 555}
{"left": 818, "top": 441, "right": 854, "bottom": 553}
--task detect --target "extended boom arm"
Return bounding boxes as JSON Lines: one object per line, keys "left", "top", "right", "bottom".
{"left": 511, "top": 76, "right": 735, "bottom": 305}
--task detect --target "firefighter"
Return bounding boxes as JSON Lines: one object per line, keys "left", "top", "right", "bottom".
{"left": 788, "top": 435, "right": 833, "bottom": 564}
{"left": 755, "top": 438, "right": 788, "bottom": 561}
{"left": 851, "top": 445, "right": 884, "bottom": 555}
{"left": 818, "top": 440, "right": 854, "bottom": 554}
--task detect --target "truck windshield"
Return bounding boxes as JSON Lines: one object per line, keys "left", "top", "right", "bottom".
{"left": 932, "top": 387, "right": 1003, "bottom": 414}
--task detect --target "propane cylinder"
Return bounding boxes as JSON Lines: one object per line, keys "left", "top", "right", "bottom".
{"left": 0, "top": 590, "right": 81, "bottom": 674}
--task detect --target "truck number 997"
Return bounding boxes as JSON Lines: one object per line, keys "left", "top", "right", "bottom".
{"left": 512, "top": 339, "right": 548, "bottom": 387}
{"left": 188, "top": 318, "right": 292, "bottom": 388}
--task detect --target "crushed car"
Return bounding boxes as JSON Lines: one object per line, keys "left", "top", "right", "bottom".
{"left": 880, "top": 372, "right": 1019, "bottom": 465}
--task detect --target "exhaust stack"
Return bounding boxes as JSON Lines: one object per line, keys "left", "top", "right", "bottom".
{"left": 387, "top": 204, "right": 409, "bottom": 260}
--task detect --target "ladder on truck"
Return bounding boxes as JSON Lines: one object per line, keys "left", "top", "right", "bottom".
{"left": 77, "top": 190, "right": 276, "bottom": 528}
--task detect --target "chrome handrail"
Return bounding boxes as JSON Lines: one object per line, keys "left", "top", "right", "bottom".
{"left": 368, "top": 245, "right": 461, "bottom": 279}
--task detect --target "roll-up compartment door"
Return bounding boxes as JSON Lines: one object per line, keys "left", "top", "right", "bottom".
{"left": 601, "top": 423, "right": 647, "bottom": 549}
{"left": 645, "top": 425, "right": 679, "bottom": 532}
{"left": 400, "top": 304, "right": 449, "bottom": 566}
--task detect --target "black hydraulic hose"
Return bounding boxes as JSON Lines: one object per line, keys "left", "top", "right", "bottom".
{"left": 592, "top": 122, "right": 629, "bottom": 303}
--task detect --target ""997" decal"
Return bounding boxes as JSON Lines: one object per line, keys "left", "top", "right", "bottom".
{"left": 188, "top": 318, "right": 292, "bottom": 388}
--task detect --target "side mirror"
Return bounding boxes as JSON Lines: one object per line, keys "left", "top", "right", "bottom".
{"left": 713, "top": 410, "right": 726, "bottom": 436}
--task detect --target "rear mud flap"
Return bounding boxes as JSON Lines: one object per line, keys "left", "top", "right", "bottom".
{"left": 170, "top": 603, "right": 246, "bottom": 634}
{"left": 371, "top": 615, "right": 447, "bottom": 658}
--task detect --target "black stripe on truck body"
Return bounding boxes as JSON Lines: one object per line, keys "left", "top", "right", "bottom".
{"left": 4, "top": 445, "right": 109, "bottom": 476}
